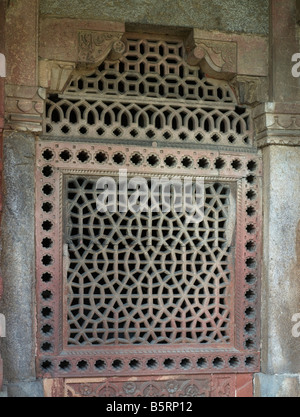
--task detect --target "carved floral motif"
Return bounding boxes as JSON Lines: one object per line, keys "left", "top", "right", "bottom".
{"left": 60, "top": 376, "right": 238, "bottom": 397}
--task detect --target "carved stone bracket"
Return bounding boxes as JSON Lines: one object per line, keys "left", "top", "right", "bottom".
{"left": 38, "top": 30, "right": 125, "bottom": 94}
{"left": 39, "top": 60, "right": 76, "bottom": 93}
{"left": 77, "top": 30, "right": 125, "bottom": 67}
{"left": 185, "top": 31, "right": 237, "bottom": 80}
{"left": 230, "top": 75, "right": 268, "bottom": 106}
{"left": 254, "top": 102, "right": 300, "bottom": 147}
{"left": 5, "top": 85, "right": 44, "bottom": 131}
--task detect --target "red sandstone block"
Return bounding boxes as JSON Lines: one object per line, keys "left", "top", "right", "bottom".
{"left": 236, "top": 374, "right": 253, "bottom": 397}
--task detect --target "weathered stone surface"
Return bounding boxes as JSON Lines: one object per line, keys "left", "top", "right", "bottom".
{"left": 40, "top": 0, "right": 269, "bottom": 35}
{"left": 261, "top": 145, "right": 300, "bottom": 375}
{"left": 39, "top": 18, "right": 125, "bottom": 63}
{"left": 254, "top": 373, "right": 300, "bottom": 397}
{"left": 0, "top": 132, "right": 36, "bottom": 384}
{"left": 39, "top": 18, "right": 268, "bottom": 82}
{"left": 5, "top": 0, "right": 38, "bottom": 86}
{"left": 6, "top": 381, "right": 44, "bottom": 398}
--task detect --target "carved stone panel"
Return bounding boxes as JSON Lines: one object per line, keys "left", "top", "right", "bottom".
{"left": 43, "top": 374, "right": 253, "bottom": 397}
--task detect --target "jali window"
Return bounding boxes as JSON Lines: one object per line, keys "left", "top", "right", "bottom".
{"left": 36, "top": 34, "right": 261, "bottom": 382}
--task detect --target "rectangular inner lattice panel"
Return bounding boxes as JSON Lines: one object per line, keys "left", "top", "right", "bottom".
{"left": 66, "top": 177, "right": 234, "bottom": 347}
{"left": 36, "top": 141, "right": 261, "bottom": 378}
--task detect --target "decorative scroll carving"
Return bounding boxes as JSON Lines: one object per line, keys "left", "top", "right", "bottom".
{"left": 185, "top": 32, "right": 237, "bottom": 80}
{"left": 5, "top": 85, "right": 44, "bottom": 131}
{"left": 78, "top": 30, "right": 125, "bottom": 66}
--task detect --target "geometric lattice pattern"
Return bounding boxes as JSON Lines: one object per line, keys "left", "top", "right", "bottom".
{"left": 67, "top": 178, "right": 232, "bottom": 346}
{"left": 44, "top": 37, "right": 252, "bottom": 147}
{"left": 36, "top": 141, "right": 261, "bottom": 377}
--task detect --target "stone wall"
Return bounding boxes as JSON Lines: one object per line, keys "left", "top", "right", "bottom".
{"left": 40, "top": 0, "right": 269, "bottom": 35}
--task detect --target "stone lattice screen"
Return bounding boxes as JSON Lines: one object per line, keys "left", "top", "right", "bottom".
{"left": 36, "top": 35, "right": 261, "bottom": 380}
{"left": 44, "top": 37, "right": 251, "bottom": 147}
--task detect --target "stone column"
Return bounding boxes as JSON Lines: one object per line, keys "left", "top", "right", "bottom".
{"left": 0, "top": 0, "right": 43, "bottom": 397}
{"left": 254, "top": 0, "right": 300, "bottom": 397}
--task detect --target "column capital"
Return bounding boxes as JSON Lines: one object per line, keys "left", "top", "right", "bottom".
{"left": 4, "top": 85, "right": 44, "bottom": 132}
{"left": 254, "top": 102, "right": 300, "bottom": 147}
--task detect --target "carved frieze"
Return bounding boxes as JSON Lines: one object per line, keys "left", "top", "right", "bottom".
{"left": 254, "top": 102, "right": 300, "bottom": 147}
{"left": 44, "top": 375, "right": 242, "bottom": 397}
{"left": 5, "top": 85, "right": 44, "bottom": 131}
